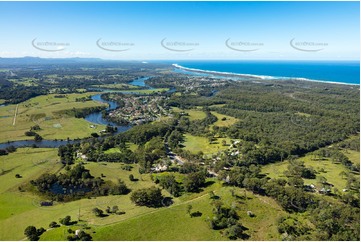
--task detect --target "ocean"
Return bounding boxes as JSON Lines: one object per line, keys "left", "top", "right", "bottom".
{"left": 167, "top": 60, "right": 360, "bottom": 85}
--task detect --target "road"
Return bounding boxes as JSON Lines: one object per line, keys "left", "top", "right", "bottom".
{"left": 12, "top": 104, "right": 19, "bottom": 126}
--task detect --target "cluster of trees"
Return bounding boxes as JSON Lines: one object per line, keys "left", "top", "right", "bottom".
{"left": 55, "top": 106, "right": 105, "bottom": 119}
{"left": 284, "top": 159, "right": 316, "bottom": 181}
{"left": 92, "top": 205, "right": 125, "bottom": 217}
{"left": 277, "top": 200, "right": 360, "bottom": 241}
{"left": 130, "top": 186, "right": 164, "bottom": 207}
{"left": 24, "top": 216, "right": 92, "bottom": 240}
{"left": 166, "top": 129, "right": 184, "bottom": 149}
{"left": 207, "top": 201, "right": 247, "bottom": 240}
{"left": 153, "top": 174, "right": 181, "bottom": 197}
{"left": 152, "top": 170, "right": 207, "bottom": 196}
{"left": 30, "top": 164, "right": 129, "bottom": 201}
{"left": 183, "top": 171, "right": 207, "bottom": 192}
{"left": 218, "top": 164, "right": 262, "bottom": 189}
{"left": 137, "top": 136, "right": 167, "bottom": 173}
{"left": 58, "top": 143, "right": 80, "bottom": 165}
{"left": 0, "top": 84, "right": 46, "bottom": 104}
{"left": 337, "top": 136, "right": 360, "bottom": 151}
{"left": 24, "top": 125, "right": 43, "bottom": 141}
{"left": 176, "top": 110, "right": 218, "bottom": 137}
{"left": 310, "top": 201, "right": 360, "bottom": 240}
{"left": 92, "top": 207, "right": 106, "bottom": 217}
{"left": 24, "top": 226, "right": 46, "bottom": 241}
{"left": 0, "top": 145, "right": 16, "bottom": 156}
{"left": 67, "top": 230, "right": 92, "bottom": 241}
{"left": 313, "top": 147, "right": 357, "bottom": 171}
{"left": 59, "top": 215, "right": 73, "bottom": 226}
{"left": 121, "top": 122, "right": 170, "bottom": 145}
{"left": 75, "top": 96, "right": 92, "bottom": 102}
{"left": 277, "top": 215, "right": 313, "bottom": 240}
{"left": 263, "top": 180, "right": 316, "bottom": 213}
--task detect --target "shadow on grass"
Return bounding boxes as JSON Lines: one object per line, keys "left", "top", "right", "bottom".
{"left": 210, "top": 195, "right": 221, "bottom": 200}
{"left": 194, "top": 180, "right": 216, "bottom": 193}
{"left": 234, "top": 195, "right": 253, "bottom": 200}
{"left": 204, "top": 180, "right": 215, "bottom": 188}
{"left": 190, "top": 211, "right": 202, "bottom": 217}
{"left": 67, "top": 221, "right": 79, "bottom": 225}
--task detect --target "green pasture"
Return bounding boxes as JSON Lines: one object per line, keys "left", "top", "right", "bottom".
{"left": 0, "top": 93, "right": 106, "bottom": 143}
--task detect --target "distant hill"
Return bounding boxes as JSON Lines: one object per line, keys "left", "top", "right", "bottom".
{"left": 0, "top": 57, "right": 104, "bottom": 65}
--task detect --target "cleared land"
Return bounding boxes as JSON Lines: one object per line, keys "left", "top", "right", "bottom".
{"left": 0, "top": 148, "right": 61, "bottom": 240}
{"left": 0, "top": 93, "right": 106, "bottom": 143}
{"left": 210, "top": 111, "right": 238, "bottom": 127}
{"left": 343, "top": 150, "right": 360, "bottom": 165}
{"left": 91, "top": 185, "right": 285, "bottom": 241}
{"left": 183, "top": 134, "right": 232, "bottom": 155}
{"left": 171, "top": 107, "right": 207, "bottom": 121}
{"left": 261, "top": 153, "right": 353, "bottom": 191}
{"left": 104, "top": 143, "right": 138, "bottom": 154}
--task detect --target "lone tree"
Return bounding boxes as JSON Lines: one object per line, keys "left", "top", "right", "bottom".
{"left": 112, "top": 205, "right": 119, "bottom": 214}
{"left": 49, "top": 221, "right": 59, "bottom": 228}
{"left": 92, "top": 208, "right": 104, "bottom": 217}
{"left": 187, "top": 204, "right": 193, "bottom": 216}
{"left": 129, "top": 174, "right": 135, "bottom": 181}
{"left": 24, "top": 226, "right": 38, "bottom": 241}
{"left": 34, "top": 133, "right": 43, "bottom": 142}
{"left": 59, "top": 215, "right": 71, "bottom": 225}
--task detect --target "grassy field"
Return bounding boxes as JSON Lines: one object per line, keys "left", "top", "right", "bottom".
{"left": 0, "top": 149, "right": 157, "bottom": 240}
{"left": 210, "top": 111, "right": 238, "bottom": 127}
{"left": 0, "top": 148, "right": 62, "bottom": 240}
{"left": 1, "top": 148, "right": 286, "bottom": 241}
{"left": 183, "top": 134, "right": 232, "bottom": 155}
{"left": 262, "top": 154, "right": 350, "bottom": 191}
{"left": 91, "top": 184, "right": 284, "bottom": 241}
{"left": 104, "top": 143, "right": 138, "bottom": 154}
{"left": 343, "top": 150, "right": 360, "bottom": 165}
{"left": 0, "top": 93, "right": 107, "bottom": 143}
{"left": 171, "top": 107, "right": 207, "bottom": 121}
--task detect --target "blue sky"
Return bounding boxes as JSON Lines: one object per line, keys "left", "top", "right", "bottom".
{"left": 0, "top": 1, "right": 359, "bottom": 60}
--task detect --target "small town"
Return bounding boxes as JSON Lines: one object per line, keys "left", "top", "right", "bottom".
{"left": 107, "top": 95, "right": 170, "bottom": 125}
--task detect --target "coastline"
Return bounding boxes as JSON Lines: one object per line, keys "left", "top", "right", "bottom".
{"left": 172, "top": 63, "right": 360, "bottom": 86}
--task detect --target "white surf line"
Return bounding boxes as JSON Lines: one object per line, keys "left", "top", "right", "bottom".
{"left": 12, "top": 104, "right": 18, "bottom": 126}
